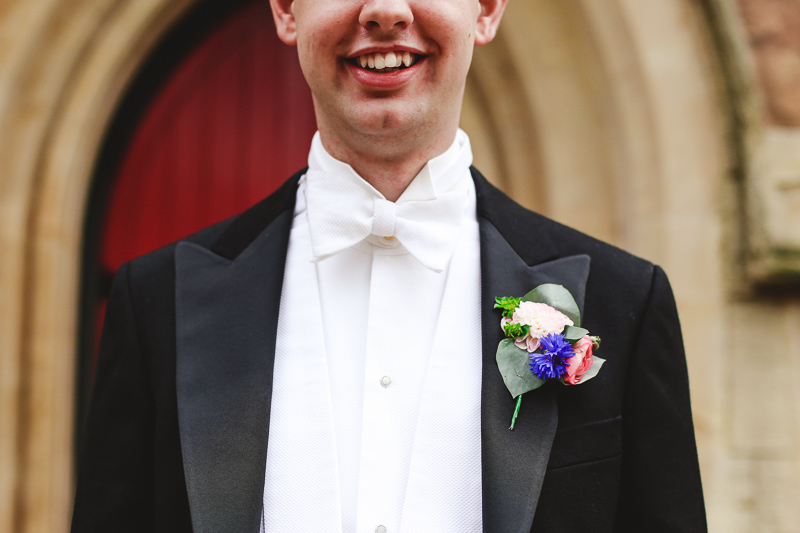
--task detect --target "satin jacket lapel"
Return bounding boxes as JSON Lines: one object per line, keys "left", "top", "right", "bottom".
{"left": 174, "top": 173, "right": 301, "bottom": 533}
{"left": 475, "top": 169, "right": 590, "bottom": 533}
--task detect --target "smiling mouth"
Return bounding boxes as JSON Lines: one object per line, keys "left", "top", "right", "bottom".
{"left": 349, "top": 51, "right": 421, "bottom": 72}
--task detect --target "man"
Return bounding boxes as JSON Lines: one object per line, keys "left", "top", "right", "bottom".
{"left": 72, "top": 0, "right": 706, "bottom": 531}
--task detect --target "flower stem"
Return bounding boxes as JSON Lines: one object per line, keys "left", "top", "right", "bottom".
{"left": 509, "top": 395, "right": 523, "bottom": 430}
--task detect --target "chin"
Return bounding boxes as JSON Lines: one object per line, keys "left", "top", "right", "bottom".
{"left": 350, "top": 102, "right": 431, "bottom": 135}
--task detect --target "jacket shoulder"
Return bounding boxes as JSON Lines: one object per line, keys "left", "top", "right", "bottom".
{"left": 125, "top": 217, "right": 231, "bottom": 283}
{"left": 125, "top": 169, "right": 303, "bottom": 280}
{"left": 472, "top": 167, "right": 657, "bottom": 291}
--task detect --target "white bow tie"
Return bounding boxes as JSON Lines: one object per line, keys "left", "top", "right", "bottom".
{"left": 305, "top": 170, "right": 467, "bottom": 272}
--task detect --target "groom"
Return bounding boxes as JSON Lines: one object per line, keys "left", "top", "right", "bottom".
{"left": 72, "top": 0, "right": 706, "bottom": 531}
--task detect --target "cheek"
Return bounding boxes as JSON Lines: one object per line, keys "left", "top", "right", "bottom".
{"left": 424, "top": 17, "right": 477, "bottom": 77}
{"left": 416, "top": 3, "right": 474, "bottom": 39}
{"left": 293, "top": 3, "right": 352, "bottom": 56}
{"left": 297, "top": 25, "right": 333, "bottom": 57}
{"left": 296, "top": 31, "right": 339, "bottom": 85}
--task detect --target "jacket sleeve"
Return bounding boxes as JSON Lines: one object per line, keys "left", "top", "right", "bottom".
{"left": 614, "top": 265, "right": 707, "bottom": 531}
{"left": 71, "top": 262, "right": 156, "bottom": 532}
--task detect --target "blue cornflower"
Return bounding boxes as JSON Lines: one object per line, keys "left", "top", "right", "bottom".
{"left": 530, "top": 333, "right": 575, "bottom": 380}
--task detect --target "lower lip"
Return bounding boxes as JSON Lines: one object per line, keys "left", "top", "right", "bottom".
{"left": 346, "top": 58, "right": 424, "bottom": 89}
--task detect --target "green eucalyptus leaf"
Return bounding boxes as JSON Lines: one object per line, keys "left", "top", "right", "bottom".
{"left": 496, "top": 339, "right": 545, "bottom": 398}
{"left": 576, "top": 356, "right": 605, "bottom": 384}
{"left": 521, "top": 283, "right": 581, "bottom": 327}
{"left": 563, "top": 325, "right": 589, "bottom": 342}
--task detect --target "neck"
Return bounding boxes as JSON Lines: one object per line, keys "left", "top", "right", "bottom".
{"left": 318, "top": 127, "right": 457, "bottom": 202}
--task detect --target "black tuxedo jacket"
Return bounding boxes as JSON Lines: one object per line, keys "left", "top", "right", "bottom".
{"left": 72, "top": 168, "right": 706, "bottom": 532}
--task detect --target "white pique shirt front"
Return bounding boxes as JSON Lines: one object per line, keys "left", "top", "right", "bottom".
{"left": 262, "top": 130, "right": 483, "bottom": 533}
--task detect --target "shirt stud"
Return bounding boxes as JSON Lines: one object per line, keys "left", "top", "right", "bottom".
{"left": 381, "top": 376, "right": 392, "bottom": 387}
{"left": 376, "top": 526, "right": 387, "bottom": 533}
{"left": 384, "top": 236, "right": 395, "bottom": 241}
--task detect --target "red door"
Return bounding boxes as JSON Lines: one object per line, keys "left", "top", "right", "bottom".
{"left": 102, "top": 1, "right": 315, "bottom": 274}
{"left": 86, "top": 0, "right": 316, "bottom": 377}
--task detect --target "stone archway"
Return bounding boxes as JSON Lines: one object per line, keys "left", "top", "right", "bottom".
{"left": 0, "top": 0, "right": 753, "bottom": 530}
{"left": 0, "top": 2, "right": 197, "bottom": 530}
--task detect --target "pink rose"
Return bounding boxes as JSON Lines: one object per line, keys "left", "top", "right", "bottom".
{"left": 564, "top": 336, "right": 594, "bottom": 385}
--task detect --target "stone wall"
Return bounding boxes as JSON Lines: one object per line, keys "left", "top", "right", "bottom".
{"left": 738, "top": 0, "right": 800, "bottom": 126}
{"left": 732, "top": 0, "right": 800, "bottom": 281}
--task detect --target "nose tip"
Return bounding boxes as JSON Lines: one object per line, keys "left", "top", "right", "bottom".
{"left": 359, "top": 0, "right": 414, "bottom": 30}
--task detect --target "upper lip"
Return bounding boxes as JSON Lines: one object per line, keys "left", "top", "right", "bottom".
{"left": 346, "top": 45, "right": 426, "bottom": 58}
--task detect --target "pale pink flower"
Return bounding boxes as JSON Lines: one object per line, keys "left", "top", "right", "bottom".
{"left": 512, "top": 302, "right": 573, "bottom": 335}
{"left": 505, "top": 301, "right": 573, "bottom": 353}
{"left": 514, "top": 335, "right": 541, "bottom": 353}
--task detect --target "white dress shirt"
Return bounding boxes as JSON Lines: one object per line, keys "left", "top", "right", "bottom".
{"left": 262, "top": 130, "right": 483, "bottom": 533}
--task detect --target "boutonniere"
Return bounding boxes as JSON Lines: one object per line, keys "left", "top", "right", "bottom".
{"left": 494, "top": 284, "right": 605, "bottom": 429}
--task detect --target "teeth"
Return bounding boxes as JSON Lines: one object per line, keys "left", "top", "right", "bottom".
{"left": 355, "top": 51, "right": 417, "bottom": 71}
